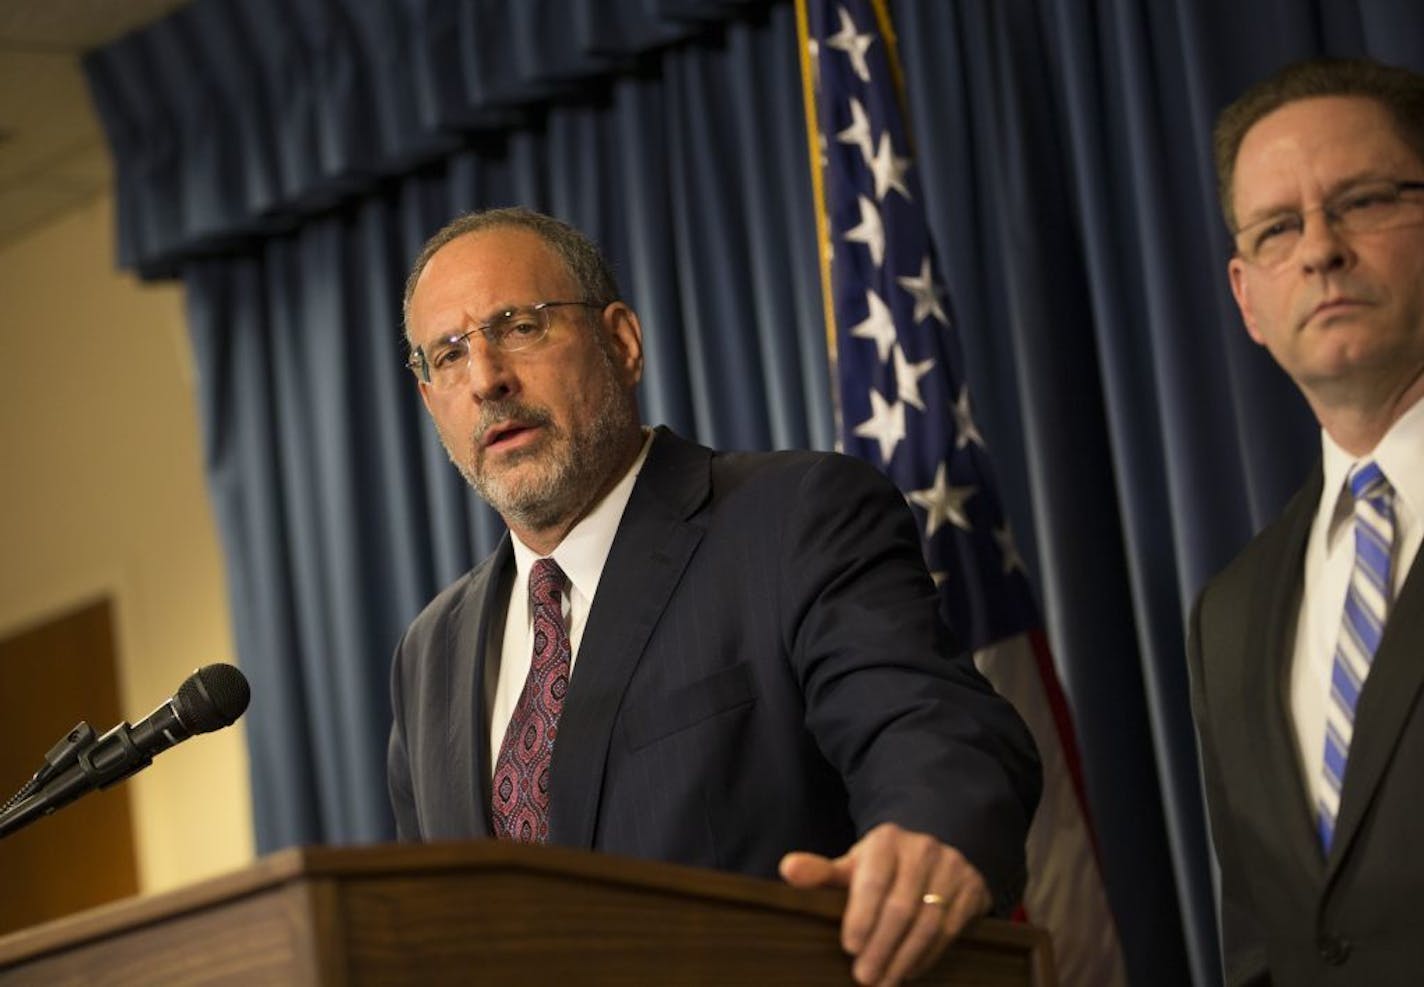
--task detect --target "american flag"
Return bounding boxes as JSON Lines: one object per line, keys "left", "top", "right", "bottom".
{"left": 797, "top": 3, "right": 1127, "bottom": 984}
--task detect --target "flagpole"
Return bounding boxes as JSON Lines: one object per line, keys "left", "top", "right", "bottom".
{"left": 794, "top": 0, "right": 846, "bottom": 441}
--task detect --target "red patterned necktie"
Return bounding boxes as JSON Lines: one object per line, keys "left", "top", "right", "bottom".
{"left": 491, "top": 558, "right": 570, "bottom": 842}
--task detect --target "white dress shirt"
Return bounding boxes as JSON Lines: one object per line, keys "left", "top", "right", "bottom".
{"left": 488, "top": 430, "right": 654, "bottom": 775}
{"left": 1290, "top": 397, "right": 1424, "bottom": 810}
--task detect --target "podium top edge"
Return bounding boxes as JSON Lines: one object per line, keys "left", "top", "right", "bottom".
{"left": 0, "top": 839, "right": 1048, "bottom": 969}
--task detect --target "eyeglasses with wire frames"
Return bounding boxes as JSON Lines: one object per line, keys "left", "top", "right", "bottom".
{"left": 1233, "top": 179, "right": 1424, "bottom": 269}
{"left": 406, "top": 300, "right": 603, "bottom": 388}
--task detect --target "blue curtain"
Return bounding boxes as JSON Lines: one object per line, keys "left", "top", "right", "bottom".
{"left": 886, "top": 3, "right": 1424, "bottom": 983}
{"left": 111, "top": 0, "right": 829, "bottom": 846}
{"left": 83, "top": 1, "right": 1424, "bottom": 984}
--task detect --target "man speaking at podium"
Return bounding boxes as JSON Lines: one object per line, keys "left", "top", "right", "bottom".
{"left": 387, "top": 207, "right": 1040, "bottom": 986}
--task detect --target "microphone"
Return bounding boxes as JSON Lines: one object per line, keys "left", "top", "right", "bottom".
{"left": 0, "top": 664, "right": 250, "bottom": 839}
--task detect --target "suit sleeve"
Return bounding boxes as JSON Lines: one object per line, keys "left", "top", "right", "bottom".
{"left": 1187, "top": 589, "right": 1271, "bottom": 987}
{"left": 779, "top": 454, "right": 1041, "bottom": 912}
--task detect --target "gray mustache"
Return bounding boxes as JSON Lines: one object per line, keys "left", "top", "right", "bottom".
{"left": 478, "top": 401, "right": 555, "bottom": 437}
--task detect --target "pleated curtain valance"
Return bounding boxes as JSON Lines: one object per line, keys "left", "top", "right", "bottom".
{"left": 82, "top": 0, "right": 766, "bottom": 279}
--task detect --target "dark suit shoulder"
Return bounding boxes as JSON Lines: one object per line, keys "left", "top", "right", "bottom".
{"left": 708, "top": 445, "right": 899, "bottom": 501}
{"left": 1190, "top": 465, "right": 1318, "bottom": 740}
{"left": 642, "top": 428, "right": 900, "bottom": 523}
{"left": 400, "top": 550, "right": 503, "bottom": 658}
{"left": 1197, "top": 467, "right": 1322, "bottom": 619}
{"left": 700, "top": 449, "right": 917, "bottom": 554}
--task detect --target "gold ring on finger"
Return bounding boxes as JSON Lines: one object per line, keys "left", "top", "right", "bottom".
{"left": 921, "top": 892, "right": 947, "bottom": 907}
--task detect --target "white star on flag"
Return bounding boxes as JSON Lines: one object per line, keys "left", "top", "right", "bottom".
{"left": 837, "top": 98, "right": 875, "bottom": 166}
{"left": 908, "top": 461, "right": 975, "bottom": 537}
{"left": 871, "top": 131, "right": 912, "bottom": 202}
{"left": 892, "top": 343, "right": 935, "bottom": 411}
{"left": 994, "top": 523, "right": 1027, "bottom": 575}
{"left": 844, "top": 195, "right": 885, "bottom": 267}
{"left": 952, "top": 385, "right": 985, "bottom": 449}
{"left": 804, "top": 5, "right": 1129, "bottom": 981}
{"left": 896, "top": 256, "right": 949, "bottom": 325}
{"left": 852, "top": 388, "right": 905, "bottom": 463}
{"left": 851, "top": 289, "right": 898, "bottom": 363}
{"left": 825, "top": 6, "right": 874, "bottom": 83}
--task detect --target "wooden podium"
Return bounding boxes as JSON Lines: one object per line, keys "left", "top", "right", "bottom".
{"left": 0, "top": 841, "right": 1053, "bottom": 985}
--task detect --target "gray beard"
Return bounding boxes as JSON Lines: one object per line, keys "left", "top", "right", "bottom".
{"left": 443, "top": 356, "right": 636, "bottom": 534}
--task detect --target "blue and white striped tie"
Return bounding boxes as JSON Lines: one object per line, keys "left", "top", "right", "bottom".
{"left": 1319, "top": 460, "right": 1396, "bottom": 852}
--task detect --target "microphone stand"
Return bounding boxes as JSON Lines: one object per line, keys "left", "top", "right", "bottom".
{"left": 0, "top": 665, "right": 249, "bottom": 840}
{"left": 0, "top": 721, "right": 97, "bottom": 839}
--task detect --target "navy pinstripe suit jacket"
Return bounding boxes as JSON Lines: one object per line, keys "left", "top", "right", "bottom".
{"left": 1189, "top": 463, "right": 1424, "bottom": 985}
{"left": 387, "top": 428, "right": 1040, "bottom": 910}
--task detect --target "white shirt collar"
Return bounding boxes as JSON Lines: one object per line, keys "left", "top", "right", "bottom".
{"left": 1318, "top": 395, "right": 1424, "bottom": 545}
{"left": 508, "top": 428, "right": 655, "bottom": 601}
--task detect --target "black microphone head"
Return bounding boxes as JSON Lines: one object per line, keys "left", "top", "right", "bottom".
{"left": 173, "top": 664, "right": 251, "bottom": 734}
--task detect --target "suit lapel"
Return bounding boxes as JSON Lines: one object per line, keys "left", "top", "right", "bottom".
{"left": 445, "top": 535, "right": 513, "bottom": 839}
{"left": 547, "top": 429, "right": 710, "bottom": 848}
{"left": 1243, "top": 468, "right": 1325, "bottom": 879}
{"left": 1327, "top": 548, "right": 1424, "bottom": 877}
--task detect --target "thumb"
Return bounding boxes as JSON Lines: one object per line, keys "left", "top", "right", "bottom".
{"left": 779, "top": 850, "right": 852, "bottom": 889}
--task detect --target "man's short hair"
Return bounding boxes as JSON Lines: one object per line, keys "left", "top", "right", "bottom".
{"left": 1213, "top": 57, "right": 1424, "bottom": 230}
{"left": 402, "top": 207, "right": 621, "bottom": 340}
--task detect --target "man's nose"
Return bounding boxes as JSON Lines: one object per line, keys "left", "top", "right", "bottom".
{"left": 466, "top": 337, "right": 517, "bottom": 402}
{"left": 1296, "top": 210, "right": 1353, "bottom": 275}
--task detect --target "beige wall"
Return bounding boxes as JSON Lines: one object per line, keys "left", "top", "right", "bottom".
{"left": 0, "top": 194, "right": 254, "bottom": 894}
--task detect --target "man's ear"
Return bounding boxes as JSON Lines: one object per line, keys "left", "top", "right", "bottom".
{"left": 602, "top": 302, "right": 644, "bottom": 386}
{"left": 416, "top": 377, "right": 437, "bottom": 416}
{"left": 1227, "top": 257, "right": 1266, "bottom": 346}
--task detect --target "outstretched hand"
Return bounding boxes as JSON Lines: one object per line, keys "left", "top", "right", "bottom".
{"left": 780, "top": 822, "right": 991, "bottom": 986}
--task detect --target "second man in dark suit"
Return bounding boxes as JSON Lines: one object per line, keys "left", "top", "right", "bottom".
{"left": 1190, "top": 57, "right": 1424, "bottom": 985}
